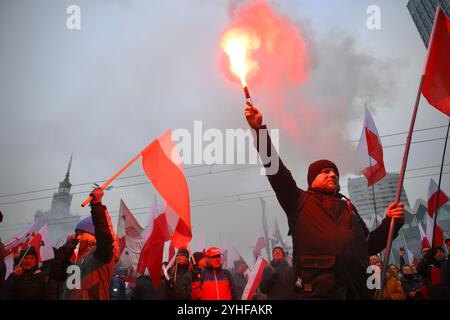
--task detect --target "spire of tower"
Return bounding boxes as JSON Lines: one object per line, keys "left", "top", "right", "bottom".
{"left": 65, "top": 153, "right": 73, "bottom": 180}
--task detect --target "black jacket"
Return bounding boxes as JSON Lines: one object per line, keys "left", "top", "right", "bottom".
{"left": 131, "top": 275, "right": 166, "bottom": 300}
{"left": 254, "top": 126, "right": 403, "bottom": 299}
{"left": 417, "top": 253, "right": 449, "bottom": 300}
{"left": 232, "top": 273, "right": 248, "bottom": 300}
{"left": 6, "top": 267, "right": 47, "bottom": 300}
{"left": 259, "top": 260, "right": 296, "bottom": 299}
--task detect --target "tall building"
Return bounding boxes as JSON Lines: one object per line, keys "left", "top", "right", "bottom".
{"left": 348, "top": 173, "right": 410, "bottom": 231}
{"left": 34, "top": 156, "right": 81, "bottom": 245}
{"left": 407, "top": 0, "right": 450, "bottom": 47}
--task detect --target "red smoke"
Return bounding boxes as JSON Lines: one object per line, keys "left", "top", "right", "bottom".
{"left": 219, "top": 0, "right": 310, "bottom": 93}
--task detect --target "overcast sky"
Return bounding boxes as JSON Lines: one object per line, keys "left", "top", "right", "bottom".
{"left": 1, "top": 0, "right": 448, "bottom": 263}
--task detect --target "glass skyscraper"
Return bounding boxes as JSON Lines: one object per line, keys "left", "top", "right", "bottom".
{"left": 407, "top": 0, "right": 450, "bottom": 47}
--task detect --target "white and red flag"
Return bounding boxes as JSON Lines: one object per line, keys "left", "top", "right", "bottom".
{"left": 4, "top": 254, "right": 14, "bottom": 280}
{"left": 426, "top": 179, "right": 448, "bottom": 247}
{"left": 406, "top": 248, "right": 420, "bottom": 267}
{"left": 37, "top": 224, "right": 54, "bottom": 262}
{"left": 241, "top": 256, "right": 268, "bottom": 300}
{"left": 355, "top": 107, "right": 386, "bottom": 186}
{"left": 231, "top": 246, "right": 249, "bottom": 271}
{"left": 417, "top": 220, "right": 431, "bottom": 249}
{"left": 4, "top": 222, "right": 39, "bottom": 258}
{"left": 137, "top": 201, "right": 171, "bottom": 288}
{"left": 141, "top": 130, "right": 191, "bottom": 249}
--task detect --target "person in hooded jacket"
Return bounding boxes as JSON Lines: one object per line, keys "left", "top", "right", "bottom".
{"left": 418, "top": 246, "right": 449, "bottom": 300}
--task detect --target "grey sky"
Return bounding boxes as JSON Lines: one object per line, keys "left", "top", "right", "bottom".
{"left": 1, "top": 0, "right": 448, "bottom": 263}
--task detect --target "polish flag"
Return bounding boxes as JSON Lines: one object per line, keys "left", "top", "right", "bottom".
{"left": 355, "top": 107, "right": 386, "bottom": 186}
{"left": 232, "top": 246, "right": 249, "bottom": 271}
{"left": 418, "top": 220, "right": 431, "bottom": 249}
{"left": 253, "top": 229, "right": 266, "bottom": 262}
{"left": 426, "top": 179, "right": 448, "bottom": 247}
{"left": 4, "top": 222, "right": 39, "bottom": 258}
{"left": 406, "top": 248, "right": 419, "bottom": 267}
{"left": 242, "top": 256, "right": 268, "bottom": 300}
{"left": 422, "top": 7, "right": 450, "bottom": 117}
{"left": 141, "top": 130, "right": 191, "bottom": 249}
{"left": 37, "top": 225, "right": 54, "bottom": 262}
{"left": 137, "top": 202, "right": 171, "bottom": 288}
{"left": 4, "top": 254, "right": 14, "bottom": 280}
{"left": 29, "top": 232, "right": 43, "bottom": 262}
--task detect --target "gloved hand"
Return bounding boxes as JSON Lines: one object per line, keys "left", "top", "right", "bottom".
{"left": 89, "top": 187, "right": 104, "bottom": 204}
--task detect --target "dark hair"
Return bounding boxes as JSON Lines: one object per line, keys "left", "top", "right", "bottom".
{"left": 445, "top": 238, "right": 450, "bottom": 245}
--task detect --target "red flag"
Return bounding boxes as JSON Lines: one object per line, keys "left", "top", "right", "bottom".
{"left": 422, "top": 8, "right": 450, "bottom": 117}
{"left": 356, "top": 108, "right": 386, "bottom": 186}
{"left": 29, "top": 232, "right": 42, "bottom": 263}
{"left": 242, "top": 256, "right": 268, "bottom": 300}
{"left": 418, "top": 220, "right": 431, "bottom": 249}
{"left": 137, "top": 207, "right": 171, "bottom": 288}
{"left": 141, "top": 130, "right": 191, "bottom": 249}
{"left": 426, "top": 179, "right": 448, "bottom": 247}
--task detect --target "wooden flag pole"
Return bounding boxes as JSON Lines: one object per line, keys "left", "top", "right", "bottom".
{"left": 81, "top": 153, "right": 142, "bottom": 207}
{"left": 432, "top": 118, "right": 450, "bottom": 247}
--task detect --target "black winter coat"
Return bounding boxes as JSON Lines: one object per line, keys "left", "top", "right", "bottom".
{"left": 254, "top": 126, "right": 403, "bottom": 300}
{"left": 259, "top": 260, "right": 296, "bottom": 299}
{"left": 6, "top": 267, "right": 47, "bottom": 300}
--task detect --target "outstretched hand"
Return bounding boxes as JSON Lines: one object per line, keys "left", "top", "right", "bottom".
{"left": 244, "top": 102, "right": 263, "bottom": 129}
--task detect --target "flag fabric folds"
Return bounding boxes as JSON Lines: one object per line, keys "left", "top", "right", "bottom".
{"left": 141, "top": 130, "right": 191, "bottom": 249}
{"left": 426, "top": 179, "right": 448, "bottom": 247}
{"left": 355, "top": 107, "right": 386, "bottom": 186}
{"left": 422, "top": 8, "right": 450, "bottom": 117}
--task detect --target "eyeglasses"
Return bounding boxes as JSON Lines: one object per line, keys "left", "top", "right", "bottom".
{"left": 209, "top": 254, "right": 221, "bottom": 259}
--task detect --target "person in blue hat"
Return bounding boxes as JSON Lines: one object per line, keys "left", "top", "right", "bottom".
{"left": 48, "top": 188, "right": 119, "bottom": 300}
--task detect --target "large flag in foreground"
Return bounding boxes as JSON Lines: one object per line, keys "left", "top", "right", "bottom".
{"left": 137, "top": 203, "right": 171, "bottom": 288}
{"left": 422, "top": 8, "right": 450, "bottom": 117}
{"left": 242, "top": 256, "right": 267, "bottom": 300}
{"left": 355, "top": 107, "right": 386, "bottom": 186}
{"left": 426, "top": 179, "right": 448, "bottom": 247}
{"left": 141, "top": 130, "right": 191, "bottom": 249}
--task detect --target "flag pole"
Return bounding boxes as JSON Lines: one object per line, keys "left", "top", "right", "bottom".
{"left": 81, "top": 153, "right": 142, "bottom": 207}
{"left": 368, "top": 157, "right": 379, "bottom": 229}
{"left": 377, "top": 75, "right": 424, "bottom": 300}
{"left": 432, "top": 118, "right": 450, "bottom": 247}
{"left": 377, "top": 5, "right": 441, "bottom": 300}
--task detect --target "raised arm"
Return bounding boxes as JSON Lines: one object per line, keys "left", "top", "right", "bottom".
{"left": 245, "top": 104, "right": 300, "bottom": 215}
